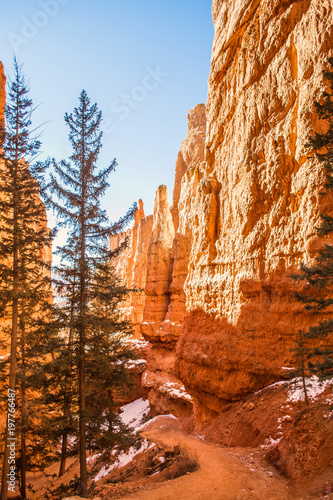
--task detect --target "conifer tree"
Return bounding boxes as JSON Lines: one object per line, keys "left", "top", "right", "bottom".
{"left": 49, "top": 90, "right": 136, "bottom": 497}
{"left": 0, "top": 59, "right": 53, "bottom": 500}
{"left": 294, "top": 57, "right": 333, "bottom": 381}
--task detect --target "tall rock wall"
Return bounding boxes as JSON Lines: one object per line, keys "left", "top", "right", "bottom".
{"left": 110, "top": 0, "right": 333, "bottom": 423}
{"left": 139, "top": 106, "right": 207, "bottom": 417}
{"left": 176, "top": 0, "right": 333, "bottom": 421}
{"left": 112, "top": 105, "right": 206, "bottom": 416}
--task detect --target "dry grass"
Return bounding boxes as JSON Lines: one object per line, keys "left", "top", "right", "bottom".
{"left": 164, "top": 447, "right": 199, "bottom": 480}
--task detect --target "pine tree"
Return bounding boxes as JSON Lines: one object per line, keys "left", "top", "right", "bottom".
{"left": 0, "top": 59, "right": 53, "bottom": 500}
{"left": 83, "top": 253, "right": 137, "bottom": 454}
{"left": 294, "top": 57, "right": 333, "bottom": 381}
{"left": 49, "top": 90, "right": 136, "bottom": 497}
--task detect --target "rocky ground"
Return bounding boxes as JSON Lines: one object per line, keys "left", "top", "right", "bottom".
{"left": 18, "top": 375, "right": 333, "bottom": 500}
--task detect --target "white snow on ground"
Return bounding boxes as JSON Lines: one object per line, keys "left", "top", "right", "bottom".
{"left": 119, "top": 397, "right": 150, "bottom": 430}
{"left": 93, "top": 440, "right": 156, "bottom": 481}
{"left": 287, "top": 376, "right": 333, "bottom": 403}
{"left": 0, "top": 354, "right": 10, "bottom": 361}
{"left": 159, "top": 381, "right": 193, "bottom": 402}
{"left": 256, "top": 379, "right": 289, "bottom": 393}
{"left": 260, "top": 436, "right": 282, "bottom": 450}
{"left": 87, "top": 452, "right": 101, "bottom": 464}
{"left": 92, "top": 398, "right": 179, "bottom": 482}
{"left": 124, "top": 338, "right": 151, "bottom": 349}
{"left": 137, "top": 414, "right": 177, "bottom": 432}
{"left": 126, "top": 359, "right": 147, "bottom": 370}
{"left": 256, "top": 375, "right": 333, "bottom": 403}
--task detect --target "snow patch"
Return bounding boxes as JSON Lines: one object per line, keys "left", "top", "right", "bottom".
{"left": 126, "top": 359, "right": 147, "bottom": 369}
{"left": 119, "top": 398, "right": 150, "bottom": 430}
{"left": 287, "top": 376, "right": 333, "bottom": 403}
{"left": 87, "top": 452, "right": 101, "bottom": 464}
{"left": 256, "top": 380, "right": 289, "bottom": 393}
{"left": 122, "top": 338, "right": 151, "bottom": 350}
{"left": 137, "top": 414, "right": 177, "bottom": 431}
{"left": 159, "top": 381, "right": 193, "bottom": 402}
{"left": 260, "top": 436, "right": 282, "bottom": 450}
{"left": 93, "top": 440, "right": 156, "bottom": 481}
{"left": 256, "top": 375, "right": 333, "bottom": 404}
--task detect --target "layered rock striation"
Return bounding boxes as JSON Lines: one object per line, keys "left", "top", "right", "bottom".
{"left": 111, "top": 0, "right": 333, "bottom": 422}
{"left": 176, "top": 0, "right": 333, "bottom": 420}
{"left": 110, "top": 200, "right": 153, "bottom": 337}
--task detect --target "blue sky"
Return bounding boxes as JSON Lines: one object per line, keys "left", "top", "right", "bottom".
{"left": 0, "top": 0, "right": 214, "bottom": 225}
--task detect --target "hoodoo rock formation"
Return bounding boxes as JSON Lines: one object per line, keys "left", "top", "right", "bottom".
{"left": 112, "top": 104, "right": 206, "bottom": 416}
{"left": 112, "top": 0, "right": 333, "bottom": 423}
{"left": 110, "top": 200, "right": 153, "bottom": 337}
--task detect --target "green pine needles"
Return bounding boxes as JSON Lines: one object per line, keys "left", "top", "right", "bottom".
{"left": 48, "top": 89, "right": 137, "bottom": 496}
{"left": 0, "top": 58, "right": 53, "bottom": 500}
{"left": 0, "top": 63, "right": 138, "bottom": 500}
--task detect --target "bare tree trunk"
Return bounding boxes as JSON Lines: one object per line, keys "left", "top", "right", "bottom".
{"left": 20, "top": 328, "right": 27, "bottom": 499}
{"left": 58, "top": 429, "right": 68, "bottom": 478}
{"left": 78, "top": 330, "right": 88, "bottom": 497}
{"left": 59, "top": 283, "right": 75, "bottom": 478}
{"left": 0, "top": 300, "right": 18, "bottom": 500}
{"left": 1, "top": 192, "right": 19, "bottom": 500}
{"left": 78, "top": 141, "right": 88, "bottom": 497}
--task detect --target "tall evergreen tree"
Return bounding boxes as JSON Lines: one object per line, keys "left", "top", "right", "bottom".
{"left": 294, "top": 57, "right": 333, "bottom": 380}
{"left": 49, "top": 90, "right": 136, "bottom": 497}
{"left": 0, "top": 59, "right": 53, "bottom": 500}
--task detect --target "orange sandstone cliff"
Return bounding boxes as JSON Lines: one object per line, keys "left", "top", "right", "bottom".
{"left": 111, "top": 104, "right": 206, "bottom": 416}
{"left": 110, "top": 200, "right": 153, "bottom": 337}
{"left": 112, "top": 0, "right": 333, "bottom": 422}
{"left": 177, "top": 0, "right": 333, "bottom": 421}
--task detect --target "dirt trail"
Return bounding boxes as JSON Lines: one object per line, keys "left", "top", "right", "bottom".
{"left": 119, "top": 422, "right": 293, "bottom": 500}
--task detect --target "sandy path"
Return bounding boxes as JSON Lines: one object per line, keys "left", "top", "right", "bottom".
{"left": 120, "top": 425, "right": 293, "bottom": 500}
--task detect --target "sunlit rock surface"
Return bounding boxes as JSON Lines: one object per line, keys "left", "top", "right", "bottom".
{"left": 111, "top": 0, "right": 333, "bottom": 422}
{"left": 176, "top": 0, "right": 333, "bottom": 420}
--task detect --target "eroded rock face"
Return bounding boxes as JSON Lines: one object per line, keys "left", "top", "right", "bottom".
{"left": 110, "top": 200, "right": 153, "bottom": 337}
{"left": 111, "top": 0, "right": 333, "bottom": 423}
{"left": 141, "top": 185, "right": 175, "bottom": 342}
{"left": 139, "top": 108, "right": 208, "bottom": 417}
{"left": 175, "top": 0, "right": 333, "bottom": 420}
{"left": 111, "top": 108, "right": 207, "bottom": 416}
{"left": 172, "top": 104, "right": 206, "bottom": 231}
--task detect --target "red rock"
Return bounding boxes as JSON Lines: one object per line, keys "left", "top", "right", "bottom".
{"left": 111, "top": 0, "right": 333, "bottom": 423}
{"left": 177, "top": 0, "right": 333, "bottom": 419}
{"left": 110, "top": 200, "right": 153, "bottom": 337}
